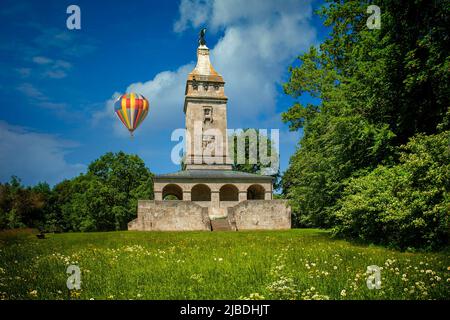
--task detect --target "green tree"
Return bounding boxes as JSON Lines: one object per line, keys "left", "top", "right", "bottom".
{"left": 0, "top": 152, "right": 153, "bottom": 232}
{"left": 54, "top": 152, "right": 153, "bottom": 231}
{"left": 282, "top": 0, "right": 449, "bottom": 230}
{"left": 0, "top": 177, "right": 49, "bottom": 230}
{"left": 333, "top": 131, "right": 450, "bottom": 250}
{"left": 229, "top": 129, "right": 281, "bottom": 189}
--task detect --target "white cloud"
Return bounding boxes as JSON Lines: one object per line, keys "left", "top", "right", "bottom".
{"left": 94, "top": 64, "right": 193, "bottom": 137}
{"left": 176, "top": 0, "right": 312, "bottom": 31}
{"left": 17, "top": 82, "right": 46, "bottom": 100}
{"left": 44, "top": 69, "right": 68, "bottom": 79}
{"left": 173, "top": 0, "right": 211, "bottom": 32}
{"left": 31, "top": 56, "right": 72, "bottom": 79}
{"left": 16, "top": 83, "right": 74, "bottom": 119}
{"left": 101, "top": 0, "right": 316, "bottom": 136}
{"left": 0, "top": 121, "right": 85, "bottom": 185}
{"left": 32, "top": 56, "right": 52, "bottom": 65}
{"left": 33, "top": 28, "right": 96, "bottom": 57}
{"left": 177, "top": 0, "right": 316, "bottom": 125}
{"left": 54, "top": 60, "right": 72, "bottom": 69}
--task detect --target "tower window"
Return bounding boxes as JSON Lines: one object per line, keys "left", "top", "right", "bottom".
{"left": 203, "top": 107, "right": 213, "bottom": 123}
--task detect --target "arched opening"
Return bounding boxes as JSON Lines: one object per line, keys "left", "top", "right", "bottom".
{"left": 219, "top": 184, "right": 239, "bottom": 201}
{"left": 191, "top": 184, "right": 211, "bottom": 201}
{"left": 162, "top": 184, "right": 183, "bottom": 200}
{"left": 247, "top": 184, "right": 265, "bottom": 200}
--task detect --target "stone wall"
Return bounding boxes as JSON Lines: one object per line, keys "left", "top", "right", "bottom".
{"left": 128, "top": 200, "right": 211, "bottom": 231}
{"left": 227, "top": 200, "right": 291, "bottom": 230}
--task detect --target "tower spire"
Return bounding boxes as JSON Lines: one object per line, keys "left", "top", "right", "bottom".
{"left": 188, "top": 29, "right": 223, "bottom": 83}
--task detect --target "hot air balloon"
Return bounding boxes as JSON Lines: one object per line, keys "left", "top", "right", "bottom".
{"left": 114, "top": 93, "right": 149, "bottom": 137}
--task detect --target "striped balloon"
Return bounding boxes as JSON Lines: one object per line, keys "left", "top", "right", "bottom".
{"left": 114, "top": 93, "right": 149, "bottom": 136}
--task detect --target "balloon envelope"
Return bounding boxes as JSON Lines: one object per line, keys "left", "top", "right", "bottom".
{"left": 114, "top": 93, "right": 149, "bottom": 135}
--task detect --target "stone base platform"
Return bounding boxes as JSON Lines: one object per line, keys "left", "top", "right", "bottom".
{"left": 128, "top": 200, "right": 291, "bottom": 231}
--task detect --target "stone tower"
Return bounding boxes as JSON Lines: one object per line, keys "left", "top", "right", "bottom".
{"left": 184, "top": 43, "right": 232, "bottom": 170}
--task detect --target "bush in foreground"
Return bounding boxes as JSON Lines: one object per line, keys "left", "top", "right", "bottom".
{"left": 333, "top": 132, "right": 450, "bottom": 250}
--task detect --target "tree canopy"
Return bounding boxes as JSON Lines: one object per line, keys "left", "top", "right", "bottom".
{"left": 281, "top": 0, "right": 449, "bottom": 249}
{"left": 229, "top": 129, "right": 281, "bottom": 189}
{"left": 0, "top": 152, "right": 153, "bottom": 232}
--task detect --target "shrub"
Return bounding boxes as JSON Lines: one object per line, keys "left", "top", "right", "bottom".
{"left": 333, "top": 131, "right": 450, "bottom": 250}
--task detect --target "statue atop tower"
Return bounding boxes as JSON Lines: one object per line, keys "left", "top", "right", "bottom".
{"left": 198, "top": 28, "right": 207, "bottom": 46}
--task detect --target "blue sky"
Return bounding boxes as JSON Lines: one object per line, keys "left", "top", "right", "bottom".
{"left": 0, "top": 0, "right": 328, "bottom": 186}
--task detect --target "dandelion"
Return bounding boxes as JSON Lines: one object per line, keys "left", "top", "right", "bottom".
{"left": 333, "top": 266, "right": 338, "bottom": 270}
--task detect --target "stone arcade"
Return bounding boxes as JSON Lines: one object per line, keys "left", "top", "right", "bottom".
{"left": 128, "top": 33, "right": 291, "bottom": 231}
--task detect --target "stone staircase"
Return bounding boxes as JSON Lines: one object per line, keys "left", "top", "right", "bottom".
{"left": 210, "top": 218, "right": 232, "bottom": 231}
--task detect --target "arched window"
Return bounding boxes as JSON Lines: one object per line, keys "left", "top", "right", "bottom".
{"left": 247, "top": 184, "right": 265, "bottom": 200}
{"left": 191, "top": 184, "right": 211, "bottom": 201}
{"left": 162, "top": 184, "right": 183, "bottom": 200}
{"left": 219, "top": 184, "right": 239, "bottom": 201}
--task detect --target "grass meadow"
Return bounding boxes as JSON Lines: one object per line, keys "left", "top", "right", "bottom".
{"left": 0, "top": 228, "right": 448, "bottom": 300}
